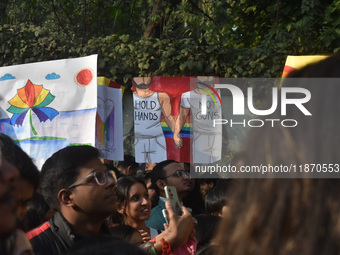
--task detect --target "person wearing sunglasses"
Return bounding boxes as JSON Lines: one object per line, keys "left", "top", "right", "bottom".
{"left": 146, "top": 160, "right": 192, "bottom": 232}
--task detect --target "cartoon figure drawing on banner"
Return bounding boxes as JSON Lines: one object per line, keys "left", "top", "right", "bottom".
{"left": 174, "top": 76, "right": 222, "bottom": 163}
{"left": 133, "top": 77, "right": 176, "bottom": 163}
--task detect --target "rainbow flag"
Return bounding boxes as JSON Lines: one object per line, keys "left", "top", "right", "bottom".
{"left": 162, "top": 120, "right": 192, "bottom": 139}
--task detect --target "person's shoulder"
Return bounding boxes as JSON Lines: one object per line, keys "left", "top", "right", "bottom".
{"left": 181, "top": 91, "right": 191, "bottom": 97}
{"left": 27, "top": 213, "right": 73, "bottom": 255}
{"left": 150, "top": 204, "right": 163, "bottom": 215}
{"left": 157, "top": 92, "right": 171, "bottom": 100}
{"left": 149, "top": 201, "right": 166, "bottom": 221}
{"left": 153, "top": 199, "right": 166, "bottom": 209}
{"left": 26, "top": 221, "right": 52, "bottom": 241}
{"left": 146, "top": 207, "right": 165, "bottom": 231}
{"left": 180, "top": 91, "right": 192, "bottom": 107}
{"left": 26, "top": 220, "right": 58, "bottom": 255}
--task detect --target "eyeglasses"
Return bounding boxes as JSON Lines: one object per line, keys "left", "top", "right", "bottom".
{"left": 67, "top": 170, "right": 117, "bottom": 189}
{"left": 165, "top": 170, "right": 191, "bottom": 179}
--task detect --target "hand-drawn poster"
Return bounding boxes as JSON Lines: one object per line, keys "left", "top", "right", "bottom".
{"left": 132, "top": 76, "right": 222, "bottom": 164}
{"left": 177, "top": 77, "right": 222, "bottom": 164}
{"left": 133, "top": 77, "right": 172, "bottom": 163}
{"left": 96, "top": 84, "right": 123, "bottom": 161}
{"left": 0, "top": 55, "right": 98, "bottom": 168}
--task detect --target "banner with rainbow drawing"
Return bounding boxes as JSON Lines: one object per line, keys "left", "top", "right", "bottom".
{"left": 282, "top": 55, "right": 329, "bottom": 77}
{"left": 96, "top": 82, "right": 123, "bottom": 161}
{"left": 132, "top": 77, "right": 192, "bottom": 163}
{"left": 132, "top": 76, "right": 221, "bottom": 164}
{"left": 0, "top": 55, "right": 98, "bottom": 169}
{"left": 155, "top": 77, "right": 193, "bottom": 163}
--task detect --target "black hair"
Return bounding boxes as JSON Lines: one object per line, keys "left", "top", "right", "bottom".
{"left": 105, "top": 163, "right": 124, "bottom": 180}
{"left": 199, "top": 178, "right": 219, "bottom": 186}
{"left": 138, "top": 171, "right": 159, "bottom": 208}
{"left": 150, "top": 160, "right": 177, "bottom": 195}
{"left": 20, "top": 192, "right": 52, "bottom": 232}
{"left": 110, "top": 224, "right": 141, "bottom": 243}
{"left": 115, "top": 176, "right": 147, "bottom": 216}
{"left": 40, "top": 145, "right": 100, "bottom": 211}
{"left": 195, "top": 214, "right": 221, "bottom": 252}
{"left": 205, "top": 179, "right": 233, "bottom": 215}
{"left": 132, "top": 77, "right": 152, "bottom": 89}
{"left": 0, "top": 133, "right": 17, "bottom": 165}
{"left": 0, "top": 134, "right": 39, "bottom": 190}
{"left": 183, "top": 177, "right": 205, "bottom": 216}
{"left": 0, "top": 134, "right": 39, "bottom": 254}
{"left": 13, "top": 149, "right": 39, "bottom": 191}
{"left": 117, "top": 154, "right": 139, "bottom": 169}
{"left": 138, "top": 171, "right": 154, "bottom": 190}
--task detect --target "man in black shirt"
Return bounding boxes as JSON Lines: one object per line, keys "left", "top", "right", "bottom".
{"left": 27, "top": 146, "right": 117, "bottom": 255}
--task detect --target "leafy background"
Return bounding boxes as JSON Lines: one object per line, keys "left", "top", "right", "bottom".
{"left": 1, "top": 0, "right": 339, "bottom": 86}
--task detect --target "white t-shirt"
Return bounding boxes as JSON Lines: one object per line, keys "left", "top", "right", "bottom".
{"left": 180, "top": 90, "right": 222, "bottom": 134}
{"left": 134, "top": 92, "right": 163, "bottom": 138}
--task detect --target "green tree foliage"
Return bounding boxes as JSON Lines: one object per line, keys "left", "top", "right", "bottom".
{"left": 0, "top": 0, "right": 339, "bottom": 86}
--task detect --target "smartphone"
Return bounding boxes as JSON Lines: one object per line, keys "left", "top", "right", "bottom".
{"left": 164, "top": 186, "right": 181, "bottom": 216}
{"left": 162, "top": 209, "right": 169, "bottom": 225}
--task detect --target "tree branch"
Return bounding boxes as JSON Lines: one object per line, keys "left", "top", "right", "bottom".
{"left": 143, "top": 0, "right": 163, "bottom": 38}
{"left": 187, "top": 0, "right": 219, "bottom": 25}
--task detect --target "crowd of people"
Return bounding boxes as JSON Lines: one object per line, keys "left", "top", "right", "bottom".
{"left": 0, "top": 53, "right": 340, "bottom": 255}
